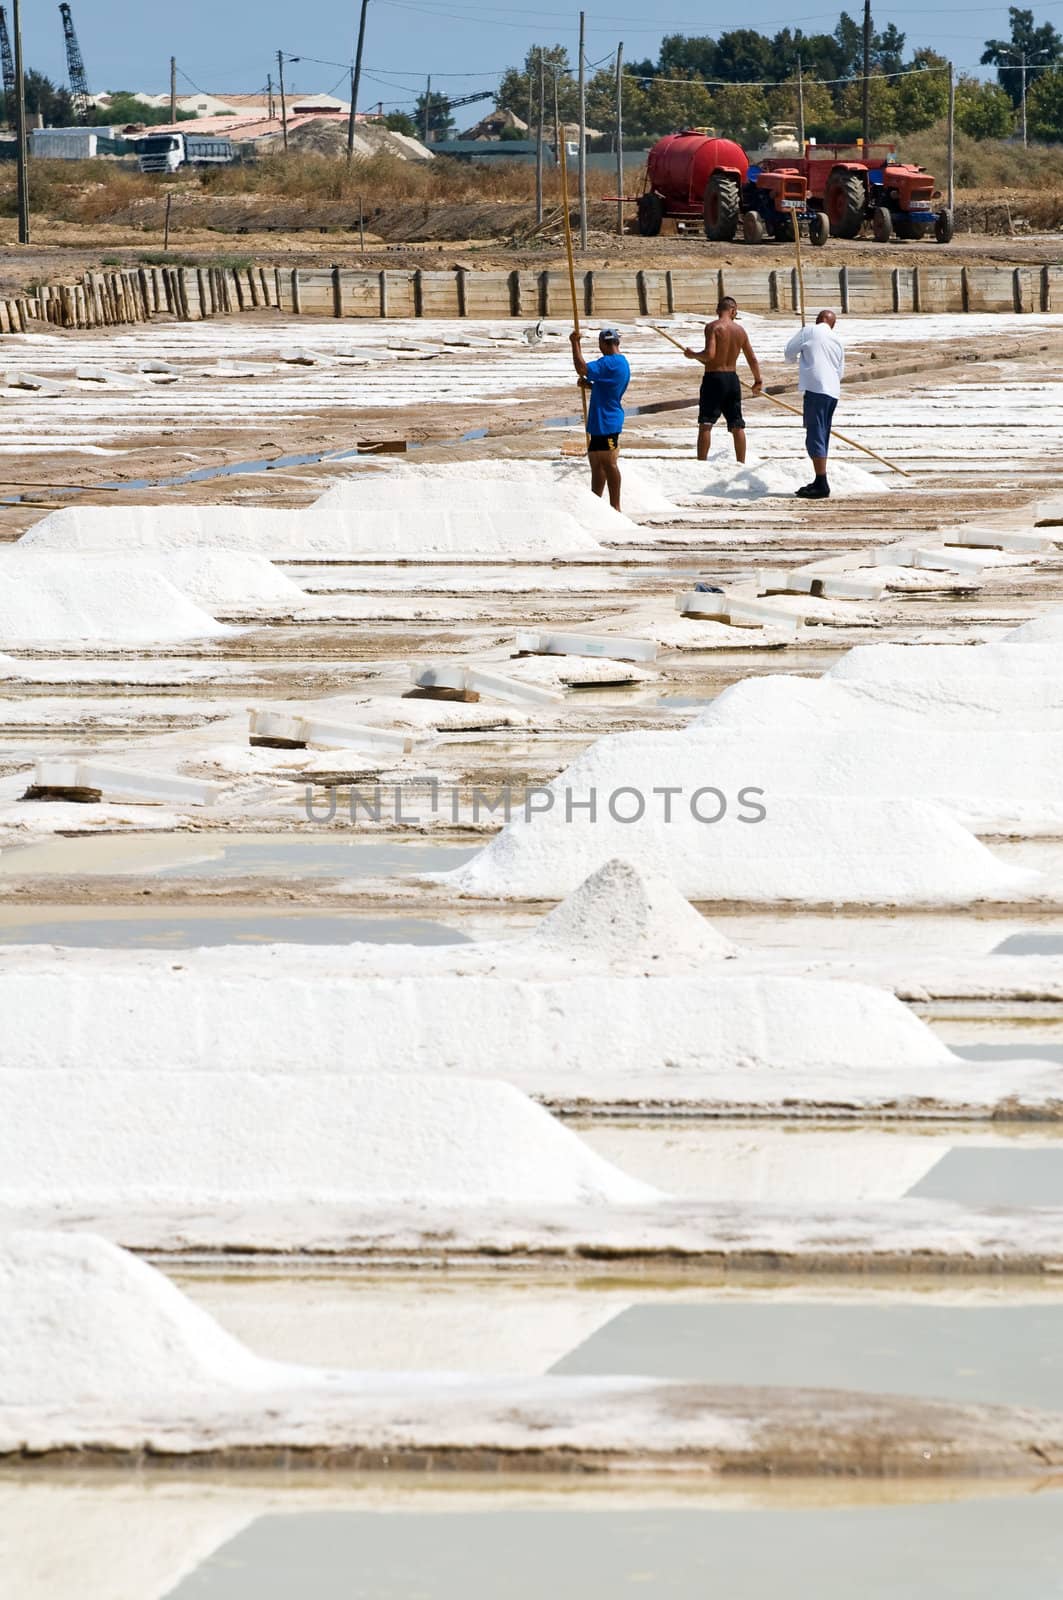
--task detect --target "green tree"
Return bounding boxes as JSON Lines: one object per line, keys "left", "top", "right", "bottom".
{"left": 88, "top": 93, "right": 193, "bottom": 127}
{"left": 657, "top": 34, "right": 718, "bottom": 79}
{"left": 711, "top": 82, "right": 770, "bottom": 142}
{"left": 894, "top": 48, "right": 950, "bottom": 132}
{"left": 1027, "top": 63, "right": 1063, "bottom": 137}
{"left": 837, "top": 70, "right": 898, "bottom": 133}
{"left": 414, "top": 89, "right": 454, "bottom": 140}
{"left": 766, "top": 74, "right": 834, "bottom": 128}
{"left": 982, "top": 7, "right": 1062, "bottom": 105}
{"left": 24, "top": 71, "right": 73, "bottom": 126}
{"left": 383, "top": 111, "right": 417, "bottom": 136}
{"left": 713, "top": 29, "right": 776, "bottom": 82}
{"left": 954, "top": 75, "right": 1014, "bottom": 138}
{"left": 639, "top": 74, "right": 714, "bottom": 136}
{"left": 497, "top": 44, "right": 577, "bottom": 123}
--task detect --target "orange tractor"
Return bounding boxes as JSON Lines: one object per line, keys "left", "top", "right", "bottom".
{"left": 758, "top": 141, "right": 953, "bottom": 242}
{"left": 638, "top": 131, "right": 952, "bottom": 245}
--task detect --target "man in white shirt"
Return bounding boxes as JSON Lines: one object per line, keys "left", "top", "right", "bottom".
{"left": 784, "top": 309, "right": 845, "bottom": 500}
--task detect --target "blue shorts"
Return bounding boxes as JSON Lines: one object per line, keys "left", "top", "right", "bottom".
{"left": 803, "top": 391, "right": 838, "bottom": 459}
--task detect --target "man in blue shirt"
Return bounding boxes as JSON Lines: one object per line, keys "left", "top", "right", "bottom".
{"left": 569, "top": 326, "right": 630, "bottom": 512}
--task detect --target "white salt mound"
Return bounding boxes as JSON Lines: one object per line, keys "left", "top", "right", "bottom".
{"left": 528, "top": 857, "right": 736, "bottom": 967}
{"left": 829, "top": 642, "right": 1063, "bottom": 683}
{"left": 694, "top": 458, "right": 882, "bottom": 500}
{"left": 21, "top": 505, "right": 603, "bottom": 560}
{"left": 0, "top": 1074, "right": 659, "bottom": 1211}
{"left": 0, "top": 559, "right": 228, "bottom": 645}
{"left": 313, "top": 470, "right": 636, "bottom": 535}
{"left": 0, "top": 1232, "right": 287, "bottom": 1405}
{"left": 1003, "top": 611, "right": 1063, "bottom": 643}
{"left": 441, "top": 728, "right": 1036, "bottom": 903}
{"left": 698, "top": 671, "right": 1063, "bottom": 731}
{"left": 7, "top": 548, "right": 305, "bottom": 614}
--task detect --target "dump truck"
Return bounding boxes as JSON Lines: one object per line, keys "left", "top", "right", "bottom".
{"left": 637, "top": 130, "right": 827, "bottom": 246}
{"left": 136, "top": 131, "right": 236, "bottom": 174}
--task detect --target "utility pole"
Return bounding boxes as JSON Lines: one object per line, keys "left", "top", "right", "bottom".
{"left": 277, "top": 50, "right": 288, "bottom": 149}
{"left": 577, "top": 8, "right": 587, "bottom": 249}
{"left": 12, "top": 0, "right": 26, "bottom": 242}
{"left": 423, "top": 73, "right": 431, "bottom": 145}
{"left": 170, "top": 55, "right": 177, "bottom": 124}
{"left": 861, "top": 0, "right": 871, "bottom": 153}
{"left": 614, "top": 41, "right": 624, "bottom": 238}
{"left": 348, "top": 0, "right": 369, "bottom": 164}
{"left": 267, "top": 73, "right": 274, "bottom": 119}
{"left": 534, "top": 48, "right": 544, "bottom": 224}
{"left": 946, "top": 60, "right": 955, "bottom": 210}
{"left": 796, "top": 55, "right": 805, "bottom": 149}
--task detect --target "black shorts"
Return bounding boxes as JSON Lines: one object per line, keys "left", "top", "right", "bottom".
{"left": 587, "top": 432, "right": 620, "bottom": 454}
{"left": 699, "top": 371, "right": 744, "bottom": 431}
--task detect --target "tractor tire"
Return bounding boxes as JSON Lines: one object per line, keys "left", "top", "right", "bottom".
{"left": 808, "top": 209, "right": 829, "bottom": 247}
{"left": 703, "top": 173, "right": 740, "bottom": 241}
{"left": 637, "top": 193, "right": 665, "bottom": 237}
{"left": 825, "top": 171, "right": 866, "bottom": 239}
{"left": 934, "top": 207, "right": 955, "bottom": 244}
{"left": 741, "top": 209, "right": 768, "bottom": 244}
{"left": 871, "top": 205, "right": 893, "bottom": 243}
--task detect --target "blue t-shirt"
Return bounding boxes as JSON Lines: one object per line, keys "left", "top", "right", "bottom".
{"left": 585, "top": 352, "right": 630, "bottom": 436}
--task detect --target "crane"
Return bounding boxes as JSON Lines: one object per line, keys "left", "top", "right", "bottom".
{"left": 58, "top": 3, "right": 91, "bottom": 122}
{"left": 0, "top": 8, "right": 15, "bottom": 108}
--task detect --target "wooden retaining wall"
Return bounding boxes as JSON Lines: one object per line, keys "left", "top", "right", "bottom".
{"left": 3, "top": 261, "right": 1060, "bottom": 332}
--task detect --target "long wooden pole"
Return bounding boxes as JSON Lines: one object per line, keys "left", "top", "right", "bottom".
{"left": 577, "top": 8, "right": 587, "bottom": 249}
{"left": 650, "top": 324, "right": 909, "bottom": 477}
{"left": 615, "top": 41, "right": 624, "bottom": 238}
{"left": 559, "top": 85, "right": 588, "bottom": 431}
{"left": 12, "top": 0, "right": 28, "bottom": 244}
{"left": 791, "top": 202, "right": 806, "bottom": 326}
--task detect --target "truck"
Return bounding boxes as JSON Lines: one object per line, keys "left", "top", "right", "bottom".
{"left": 136, "top": 132, "right": 236, "bottom": 174}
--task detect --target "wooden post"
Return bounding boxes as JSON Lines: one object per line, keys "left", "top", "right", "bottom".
{"left": 274, "top": 266, "right": 283, "bottom": 309}
{"left": 247, "top": 267, "right": 260, "bottom": 308}
{"left": 139, "top": 267, "right": 152, "bottom": 318}
{"left": 164, "top": 192, "right": 173, "bottom": 252}
{"left": 912, "top": 264, "right": 922, "bottom": 313}
{"left": 291, "top": 267, "right": 301, "bottom": 314}
{"left": 358, "top": 194, "right": 365, "bottom": 251}
{"left": 840, "top": 263, "right": 850, "bottom": 313}
{"left": 413, "top": 268, "right": 423, "bottom": 318}
{"left": 577, "top": 9, "right": 587, "bottom": 249}
{"left": 259, "top": 267, "right": 271, "bottom": 305}
{"left": 456, "top": 266, "right": 468, "bottom": 317}
{"left": 331, "top": 263, "right": 343, "bottom": 318}
{"left": 509, "top": 268, "right": 522, "bottom": 316}
{"left": 615, "top": 41, "right": 624, "bottom": 238}
{"left": 535, "top": 49, "right": 544, "bottom": 226}
{"left": 378, "top": 269, "right": 387, "bottom": 317}
{"left": 177, "top": 267, "right": 191, "bottom": 321}
{"left": 946, "top": 62, "right": 955, "bottom": 212}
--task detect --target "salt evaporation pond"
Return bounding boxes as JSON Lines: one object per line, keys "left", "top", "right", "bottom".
{"left": 0, "top": 834, "right": 478, "bottom": 879}
{"left": 0, "top": 906, "right": 471, "bottom": 948}
{"left": 161, "top": 1489, "right": 1063, "bottom": 1599}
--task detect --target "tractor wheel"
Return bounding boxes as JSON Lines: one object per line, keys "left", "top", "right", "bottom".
{"left": 825, "top": 171, "right": 866, "bottom": 239}
{"left": 808, "top": 209, "right": 829, "bottom": 247}
{"left": 871, "top": 205, "right": 893, "bottom": 243}
{"left": 637, "top": 193, "right": 665, "bottom": 237}
{"left": 741, "top": 209, "right": 768, "bottom": 244}
{"left": 934, "top": 207, "right": 955, "bottom": 244}
{"left": 703, "top": 173, "right": 740, "bottom": 241}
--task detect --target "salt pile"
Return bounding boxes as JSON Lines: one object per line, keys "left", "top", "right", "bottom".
{"left": 313, "top": 469, "right": 637, "bottom": 535}
{"left": 21, "top": 504, "right": 604, "bottom": 561}
{"left": 693, "top": 457, "right": 883, "bottom": 500}
{"left": 0, "top": 1075, "right": 658, "bottom": 1211}
{"left": 0, "top": 558, "right": 229, "bottom": 645}
{"left": 527, "top": 857, "right": 737, "bottom": 967}
{"left": 7, "top": 548, "right": 306, "bottom": 616}
{"left": 829, "top": 642, "right": 1063, "bottom": 682}
{"left": 1003, "top": 611, "right": 1063, "bottom": 643}
{"left": 698, "top": 670, "right": 1063, "bottom": 731}
{"left": 0, "top": 1232, "right": 289, "bottom": 1405}
{"left": 442, "top": 729, "right": 1037, "bottom": 903}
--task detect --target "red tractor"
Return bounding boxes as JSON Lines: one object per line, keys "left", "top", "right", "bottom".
{"left": 758, "top": 141, "right": 953, "bottom": 243}
{"left": 637, "top": 130, "right": 828, "bottom": 246}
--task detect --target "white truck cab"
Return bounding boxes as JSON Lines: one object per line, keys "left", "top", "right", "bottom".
{"left": 137, "top": 132, "right": 235, "bottom": 173}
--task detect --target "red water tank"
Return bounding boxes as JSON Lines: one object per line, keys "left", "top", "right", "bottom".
{"left": 647, "top": 131, "right": 749, "bottom": 204}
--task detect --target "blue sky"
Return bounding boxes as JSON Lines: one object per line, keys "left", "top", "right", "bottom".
{"left": 22, "top": 0, "right": 1033, "bottom": 108}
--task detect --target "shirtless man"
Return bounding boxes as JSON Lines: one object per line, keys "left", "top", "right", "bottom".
{"left": 684, "top": 297, "right": 763, "bottom": 463}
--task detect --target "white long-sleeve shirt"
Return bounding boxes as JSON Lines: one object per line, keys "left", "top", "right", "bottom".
{"left": 784, "top": 323, "right": 845, "bottom": 399}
